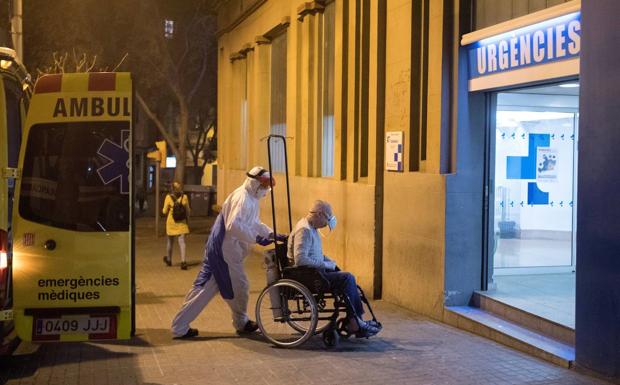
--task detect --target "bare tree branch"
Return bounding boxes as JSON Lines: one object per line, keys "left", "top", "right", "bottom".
{"left": 59, "top": 52, "right": 68, "bottom": 72}
{"left": 187, "top": 53, "right": 208, "bottom": 105}
{"left": 112, "top": 53, "right": 129, "bottom": 72}
{"left": 51, "top": 52, "right": 67, "bottom": 73}
{"left": 175, "top": 16, "right": 194, "bottom": 74}
{"left": 145, "top": 55, "right": 171, "bottom": 82}
{"left": 136, "top": 92, "right": 179, "bottom": 156}
{"left": 85, "top": 55, "right": 97, "bottom": 72}
{"left": 75, "top": 52, "right": 87, "bottom": 72}
{"left": 71, "top": 49, "right": 80, "bottom": 71}
{"left": 129, "top": 1, "right": 216, "bottom": 183}
{"left": 186, "top": 134, "right": 197, "bottom": 166}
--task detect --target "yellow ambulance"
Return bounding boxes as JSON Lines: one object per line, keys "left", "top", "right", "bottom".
{"left": 11, "top": 72, "right": 134, "bottom": 342}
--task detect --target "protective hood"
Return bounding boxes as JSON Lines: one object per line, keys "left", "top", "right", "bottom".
{"left": 244, "top": 166, "right": 274, "bottom": 199}
{"left": 243, "top": 176, "right": 270, "bottom": 199}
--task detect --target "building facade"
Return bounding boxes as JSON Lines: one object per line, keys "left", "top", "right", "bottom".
{"left": 216, "top": 0, "right": 618, "bottom": 379}
{"left": 217, "top": 0, "right": 452, "bottom": 317}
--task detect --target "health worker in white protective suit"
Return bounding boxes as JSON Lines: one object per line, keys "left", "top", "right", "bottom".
{"left": 171, "top": 166, "right": 285, "bottom": 338}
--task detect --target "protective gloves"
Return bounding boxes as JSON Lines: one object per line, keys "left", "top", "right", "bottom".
{"left": 256, "top": 235, "right": 274, "bottom": 246}
{"left": 274, "top": 233, "right": 288, "bottom": 242}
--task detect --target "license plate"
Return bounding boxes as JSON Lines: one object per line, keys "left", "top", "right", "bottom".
{"left": 34, "top": 315, "right": 113, "bottom": 337}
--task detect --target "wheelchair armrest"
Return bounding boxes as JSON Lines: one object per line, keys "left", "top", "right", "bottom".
{"left": 282, "top": 266, "right": 331, "bottom": 294}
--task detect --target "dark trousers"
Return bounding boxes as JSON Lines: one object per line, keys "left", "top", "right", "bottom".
{"left": 322, "top": 271, "right": 364, "bottom": 318}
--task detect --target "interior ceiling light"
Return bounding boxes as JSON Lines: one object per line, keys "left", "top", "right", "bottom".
{"left": 559, "top": 83, "right": 580, "bottom": 88}
{"left": 497, "top": 110, "right": 574, "bottom": 122}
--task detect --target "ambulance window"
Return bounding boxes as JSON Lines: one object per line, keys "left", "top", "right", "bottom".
{"left": 19, "top": 121, "right": 130, "bottom": 232}
{"left": 4, "top": 79, "right": 22, "bottom": 168}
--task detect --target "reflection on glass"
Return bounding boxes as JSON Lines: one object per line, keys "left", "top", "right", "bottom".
{"left": 20, "top": 122, "right": 130, "bottom": 232}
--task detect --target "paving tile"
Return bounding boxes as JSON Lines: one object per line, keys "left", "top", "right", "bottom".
{"left": 0, "top": 217, "right": 613, "bottom": 385}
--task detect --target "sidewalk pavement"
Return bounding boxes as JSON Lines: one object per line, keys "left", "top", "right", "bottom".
{"left": 0, "top": 217, "right": 612, "bottom": 385}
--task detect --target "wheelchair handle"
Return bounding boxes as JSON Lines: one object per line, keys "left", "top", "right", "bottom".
{"left": 267, "top": 135, "right": 292, "bottom": 236}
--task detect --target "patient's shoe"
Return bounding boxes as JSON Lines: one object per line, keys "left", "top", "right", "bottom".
{"left": 355, "top": 319, "right": 381, "bottom": 338}
{"left": 238, "top": 320, "right": 259, "bottom": 334}
{"left": 180, "top": 262, "right": 188, "bottom": 270}
{"left": 367, "top": 319, "right": 382, "bottom": 329}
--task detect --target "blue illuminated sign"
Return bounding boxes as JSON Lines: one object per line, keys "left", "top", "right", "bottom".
{"left": 468, "top": 12, "right": 581, "bottom": 79}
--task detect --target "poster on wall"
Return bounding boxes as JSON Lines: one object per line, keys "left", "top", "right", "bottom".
{"left": 386, "top": 131, "right": 403, "bottom": 172}
{"left": 536, "top": 147, "right": 558, "bottom": 182}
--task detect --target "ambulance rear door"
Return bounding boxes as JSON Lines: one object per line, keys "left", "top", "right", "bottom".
{"left": 12, "top": 72, "right": 134, "bottom": 342}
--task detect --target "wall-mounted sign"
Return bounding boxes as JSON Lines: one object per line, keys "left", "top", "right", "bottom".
{"left": 386, "top": 131, "right": 403, "bottom": 172}
{"left": 467, "top": 12, "right": 581, "bottom": 80}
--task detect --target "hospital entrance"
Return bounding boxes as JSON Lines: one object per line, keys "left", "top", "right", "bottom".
{"left": 486, "top": 80, "right": 579, "bottom": 329}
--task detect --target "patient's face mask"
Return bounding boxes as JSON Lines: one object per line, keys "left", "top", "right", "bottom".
{"left": 316, "top": 211, "right": 336, "bottom": 237}
{"left": 327, "top": 215, "right": 337, "bottom": 231}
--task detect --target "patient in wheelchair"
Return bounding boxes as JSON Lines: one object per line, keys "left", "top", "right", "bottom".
{"left": 287, "top": 200, "right": 381, "bottom": 338}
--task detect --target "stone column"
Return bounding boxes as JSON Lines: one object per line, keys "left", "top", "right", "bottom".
{"left": 576, "top": 1, "right": 620, "bottom": 380}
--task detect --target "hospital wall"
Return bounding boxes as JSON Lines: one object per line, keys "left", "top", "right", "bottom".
{"left": 474, "top": 0, "right": 572, "bottom": 29}
{"left": 217, "top": 0, "right": 468, "bottom": 321}
{"left": 215, "top": 0, "right": 620, "bottom": 380}
{"left": 381, "top": 0, "right": 448, "bottom": 320}
{"left": 216, "top": 0, "right": 380, "bottom": 294}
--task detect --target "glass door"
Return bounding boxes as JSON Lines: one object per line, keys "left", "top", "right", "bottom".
{"left": 491, "top": 82, "right": 579, "bottom": 275}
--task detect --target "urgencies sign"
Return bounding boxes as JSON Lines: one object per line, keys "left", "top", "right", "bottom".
{"left": 469, "top": 12, "right": 581, "bottom": 79}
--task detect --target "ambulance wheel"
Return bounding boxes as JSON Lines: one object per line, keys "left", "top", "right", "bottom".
{"left": 322, "top": 328, "right": 339, "bottom": 348}
{"left": 256, "top": 279, "right": 318, "bottom": 348}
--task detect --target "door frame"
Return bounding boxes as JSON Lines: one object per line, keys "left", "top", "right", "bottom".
{"left": 484, "top": 79, "right": 579, "bottom": 280}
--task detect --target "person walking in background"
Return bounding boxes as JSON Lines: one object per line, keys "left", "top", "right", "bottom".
{"left": 136, "top": 187, "right": 147, "bottom": 213}
{"left": 163, "top": 181, "right": 191, "bottom": 270}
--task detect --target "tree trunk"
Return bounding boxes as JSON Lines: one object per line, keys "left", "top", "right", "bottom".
{"left": 136, "top": 92, "right": 180, "bottom": 156}
{"left": 175, "top": 92, "right": 190, "bottom": 185}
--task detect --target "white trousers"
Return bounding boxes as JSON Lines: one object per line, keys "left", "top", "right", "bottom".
{"left": 166, "top": 234, "right": 186, "bottom": 263}
{"left": 171, "top": 257, "right": 249, "bottom": 337}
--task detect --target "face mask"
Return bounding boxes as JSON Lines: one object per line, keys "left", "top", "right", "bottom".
{"left": 256, "top": 187, "right": 270, "bottom": 198}
{"left": 327, "top": 215, "right": 337, "bottom": 231}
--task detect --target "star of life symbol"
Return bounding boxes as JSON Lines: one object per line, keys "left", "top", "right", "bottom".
{"left": 97, "top": 130, "right": 130, "bottom": 194}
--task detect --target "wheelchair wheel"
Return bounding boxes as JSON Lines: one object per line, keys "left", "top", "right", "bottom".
{"left": 256, "top": 279, "right": 318, "bottom": 348}
{"left": 287, "top": 295, "right": 336, "bottom": 335}
{"left": 322, "top": 328, "right": 340, "bottom": 348}
{"left": 336, "top": 317, "right": 352, "bottom": 339}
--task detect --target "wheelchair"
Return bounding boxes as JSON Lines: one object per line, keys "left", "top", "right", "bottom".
{"left": 256, "top": 134, "right": 380, "bottom": 348}
{"left": 255, "top": 242, "right": 381, "bottom": 348}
